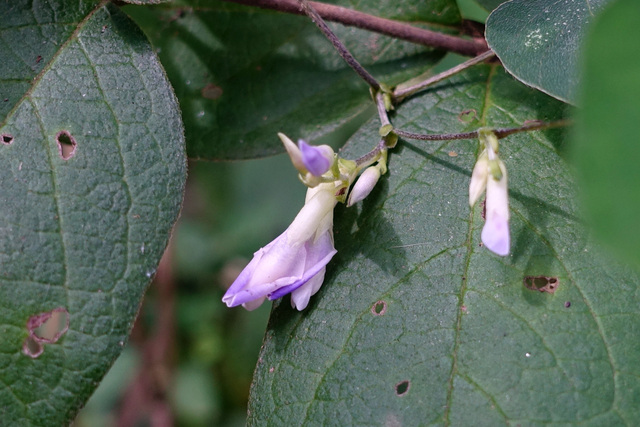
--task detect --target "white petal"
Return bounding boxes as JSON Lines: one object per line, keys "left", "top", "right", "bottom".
{"left": 287, "top": 188, "right": 336, "bottom": 243}
{"left": 481, "top": 211, "right": 510, "bottom": 256}
{"left": 242, "top": 297, "right": 266, "bottom": 311}
{"left": 278, "top": 133, "right": 306, "bottom": 173}
{"left": 469, "top": 152, "right": 488, "bottom": 206}
{"left": 482, "top": 162, "right": 510, "bottom": 256}
{"left": 291, "top": 268, "right": 326, "bottom": 310}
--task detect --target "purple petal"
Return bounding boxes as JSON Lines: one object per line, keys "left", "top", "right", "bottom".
{"left": 222, "top": 231, "right": 303, "bottom": 307}
{"left": 268, "top": 230, "right": 336, "bottom": 299}
{"left": 299, "top": 140, "right": 331, "bottom": 176}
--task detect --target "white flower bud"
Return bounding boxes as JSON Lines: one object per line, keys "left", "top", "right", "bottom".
{"left": 347, "top": 166, "right": 381, "bottom": 207}
{"left": 278, "top": 132, "right": 306, "bottom": 174}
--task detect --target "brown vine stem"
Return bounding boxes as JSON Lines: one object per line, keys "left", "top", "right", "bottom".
{"left": 394, "top": 120, "right": 572, "bottom": 142}
{"left": 220, "top": 0, "right": 489, "bottom": 57}
{"left": 296, "top": 0, "right": 380, "bottom": 90}
{"left": 393, "top": 50, "right": 497, "bottom": 101}
{"left": 355, "top": 139, "right": 387, "bottom": 168}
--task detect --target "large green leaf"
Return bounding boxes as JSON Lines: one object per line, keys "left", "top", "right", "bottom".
{"left": 124, "top": 0, "right": 461, "bottom": 160}
{"left": 248, "top": 66, "right": 640, "bottom": 424}
{"left": 485, "top": 0, "right": 613, "bottom": 104}
{"left": 0, "top": 1, "right": 186, "bottom": 424}
{"left": 573, "top": 0, "right": 640, "bottom": 267}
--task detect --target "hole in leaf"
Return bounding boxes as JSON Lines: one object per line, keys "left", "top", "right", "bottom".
{"left": 2, "top": 133, "right": 13, "bottom": 145}
{"left": 395, "top": 380, "right": 410, "bottom": 396}
{"left": 523, "top": 276, "right": 559, "bottom": 294}
{"left": 56, "top": 130, "right": 77, "bottom": 160}
{"left": 458, "top": 109, "right": 477, "bottom": 123}
{"left": 22, "top": 308, "right": 69, "bottom": 358}
{"left": 31, "top": 308, "right": 69, "bottom": 342}
{"left": 372, "top": 300, "right": 387, "bottom": 316}
{"left": 22, "top": 336, "right": 44, "bottom": 358}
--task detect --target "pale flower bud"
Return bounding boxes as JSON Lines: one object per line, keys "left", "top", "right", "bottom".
{"left": 278, "top": 132, "right": 306, "bottom": 174}
{"left": 298, "top": 140, "right": 334, "bottom": 176}
{"left": 347, "top": 165, "right": 381, "bottom": 207}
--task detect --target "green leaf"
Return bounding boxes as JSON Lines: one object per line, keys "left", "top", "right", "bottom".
{"left": 474, "top": 0, "right": 506, "bottom": 12}
{"left": 124, "top": 0, "right": 461, "bottom": 160}
{"left": 248, "top": 66, "right": 640, "bottom": 424}
{"left": 0, "top": 2, "right": 186, "bottom": 424}
{"left": 573, "top": 0, "right": 640, "bottom": 267}
{"left": 485, "top": 0, "right": 614, "bottom": 104}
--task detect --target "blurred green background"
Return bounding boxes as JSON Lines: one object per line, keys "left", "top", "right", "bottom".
{"left": 73, "top": 155, "right": 305, "bottom": 426}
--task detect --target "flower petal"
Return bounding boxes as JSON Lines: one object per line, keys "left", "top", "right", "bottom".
{"left": 287, "top": 188, "right": 336, "bottom": 243}
{"left": 222, "top": 231, "right": 305, "bottom": 307}
{"left": 299, "top": 140, "right": 333, "bottom": 176}
{"left": 279, "top": 133, "right": 306, "bottom": 173}
{"left": 242, "top": 297, "right": 266, "bottom": 311}
{"left": 469, "top": 151, "right": 488, "bottom": 206}
{"left": 269, "top": 229, "right": 336, "bottom": 300}
{"left": 481, "top": 210, "right": 510, "bottom": 256}
{"left": 482, "top": 162, "right": 510, "bottom": 256}
{"left": 290, "top": 267, "right": 326, "bottom": 310}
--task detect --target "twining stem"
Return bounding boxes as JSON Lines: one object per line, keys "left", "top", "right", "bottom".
{"left": 297, "top": 0, "right": 380, "bottom": 90}
{"left": 376, "top": 92, "right": 391, "bottom": 128}
{"left": 393, "top": 50, "right": 496, "bottom": 100}
{"left": 221, "top": 0, "right": 488, "bottom": 56}
{"left": 355, "top": 139, "right": 387, "bottom": 168}
{"left": 394, "top": 120, "right": 571, "bottom": 141}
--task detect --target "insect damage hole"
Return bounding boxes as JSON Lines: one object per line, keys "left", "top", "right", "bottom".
{"left": 1, "top": 133, "right": 13, "bottom": 145}
{"left": 56, "top": 130, "right": 77, "bottom": 160}
{"left": 23, "top": 336, "right": 44, "bottom": 358}
{"left": 395, "top": 380, "right": 410, "bottom": 396}
{"left": 372, "top": 300, "right": 387, "bottom": 316}
{"left": 523, "top": 275, "right": 559, "bottom": 294}
{"left": 22, "top": 307, "right": 69, "bottom": 358}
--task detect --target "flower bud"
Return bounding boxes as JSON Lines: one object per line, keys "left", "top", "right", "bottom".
{"left": 347, "top": 165, "right": 381, "bottom": 207}
{"left": 299, "top": 140, "right": 334, "bottom": 176}
{"left": 278, "top": 133, "right": 306, "bottom": 174}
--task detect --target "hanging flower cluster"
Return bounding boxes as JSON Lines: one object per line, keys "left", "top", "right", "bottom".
{"left": 222, "top": 134, "right": 386, "bottom": 311}
{"left": 469, "top": 129, "right": 510, "bottom": 256}
{"left": 224, "top": 126, "right": 512, "bottom": 311}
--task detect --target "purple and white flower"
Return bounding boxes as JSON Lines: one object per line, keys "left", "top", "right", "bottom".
{"left": 222, "top": 185, "right": 338, "bottom": 311}
{"left": 469, "top": 141, "right": 510, "bottom": 256}
{"left": 278, "top": 133, "right": 334, "bottom": 178}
